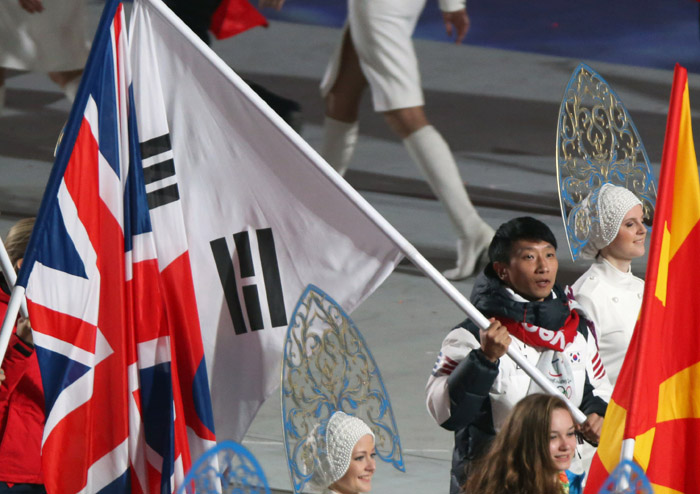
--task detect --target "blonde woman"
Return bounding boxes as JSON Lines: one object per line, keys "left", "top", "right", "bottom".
{"left": 571, "top": 184, "right": 646, "bottom": 385}
{"left": 308, "top": 411, "right": 376, "bottom": 494}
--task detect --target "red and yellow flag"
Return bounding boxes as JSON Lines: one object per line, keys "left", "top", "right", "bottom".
{"left": 585, "top": 64, "right": 700, "bottom": 494}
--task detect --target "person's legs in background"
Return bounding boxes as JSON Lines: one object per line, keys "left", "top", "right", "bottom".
{"left": 385, "top": 106, "right": 494, "bottom": 280}
{"left": 322, "top": 43, "right": 493, "bottom": 279}
{"left": 321, "top": 0, "right": 493, "bottom": 279}
{"left": 321, "top": 31, "right": 366, "bottom": 176}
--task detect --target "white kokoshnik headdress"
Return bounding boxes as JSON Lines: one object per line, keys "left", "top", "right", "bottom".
{"left": 305, "top": 411, "right": 375, "bottom": 490}
{"left": 324, "top": 412, "right": 375, "bottom": 484}
{"left": 580, "top": 183, "right": 643, "bottom": 259}
{"left": 556, "top": 63, "right": 657, "bottom": 261}
{"left": 281, "top": 285, "right": 404, "bottom": 494}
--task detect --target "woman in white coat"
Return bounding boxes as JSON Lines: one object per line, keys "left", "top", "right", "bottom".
{"left": 571, "top": 184, "right": 647, "bottom": 385}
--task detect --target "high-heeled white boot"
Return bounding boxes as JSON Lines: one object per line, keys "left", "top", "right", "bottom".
{"left": 320, "top": 116, "right": 359, "bottom": 176}
{"left": 442, "top": 223, "right": 494, "bottom": 280}
{"left": 403, "top": 125, "right": 494, "bottom": 280}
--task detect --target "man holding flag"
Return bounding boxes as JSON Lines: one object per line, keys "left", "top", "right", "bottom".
{"left": 585, "top": 64, "right": 700, "bottom": 493}
{"left": 426, "top": 216, "right": 611, "bottom": 494}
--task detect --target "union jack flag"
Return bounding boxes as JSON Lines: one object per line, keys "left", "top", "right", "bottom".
{"left": 13, "top": 1, "right": 214, "bottom": 492}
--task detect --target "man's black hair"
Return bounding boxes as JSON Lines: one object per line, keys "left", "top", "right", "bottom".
{"left": 484, "top": 217, "right": 557, "bottom": 278}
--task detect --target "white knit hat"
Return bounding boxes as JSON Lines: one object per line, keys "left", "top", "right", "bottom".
{"left": 325, "top": 412, "right": 374, "bottom": 484}
{"left": 581, "top": 183, "right": 642, "bottom": 259}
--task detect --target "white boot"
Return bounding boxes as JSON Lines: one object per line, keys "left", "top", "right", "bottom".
{"left": 62, "top": 76, "right": 81, "bottom": 104}
{"left": 0, "top": 85, "right": 5, "bottom": 115}
{"left": 442, "top": 223, "right": 494, "bottom": 280}
{"left": 321, "top": 116, "right": 359, "bottom": 176}
{"left": 403, "top": 125, "right": 494, "bottom": 280}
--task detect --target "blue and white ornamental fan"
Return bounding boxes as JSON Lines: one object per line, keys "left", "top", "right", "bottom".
{"left": 281, "top": 285, "right": 404, "bottom": 494}
{"left": 556, "top": 63, "right": 657, "bottom": 260}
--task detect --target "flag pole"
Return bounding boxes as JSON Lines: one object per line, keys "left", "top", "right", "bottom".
{"left": 0, "top": 238, "right": 16, "bottom": 291}
{"left": 142, "top": 0, "right": 587, "bottom": 425}
{"left": 0, "top": 237, "right": 30, "bottom": 364}
{"left": 0, "top": 237, "right": 29, "bottom": 319}
{"left": 615, "top": 438, "right": 636, "bottom": 491}
{"left": 620, "top": 438, "right": 635, "bottom": 462}
{"left": 0, "top": 287, "right": 26, "bottom": 364}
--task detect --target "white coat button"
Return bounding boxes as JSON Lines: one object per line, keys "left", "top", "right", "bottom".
{"left": 612, "top": 297, "right": 619, "bottom": 303}
{"left": 589, "top": 276, "right": 596, "bottom": 280}
{"left": 637, "top": 293, "right": 642, "bottom": 299}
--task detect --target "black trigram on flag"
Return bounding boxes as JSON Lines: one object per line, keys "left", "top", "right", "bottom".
{"left": 140, "top": 133, "right": 180, "bottom": 210}
{"left": 210, "top": 228, "right": 287, "bottom": 335}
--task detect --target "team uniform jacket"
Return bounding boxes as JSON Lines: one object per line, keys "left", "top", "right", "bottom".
{"left": 425, "top": 274, "right": 612, "bottom": 494}
{"left": 0, "top": 289, "right": 45, "bottom": 486}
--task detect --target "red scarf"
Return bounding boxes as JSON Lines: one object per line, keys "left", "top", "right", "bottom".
{"left": 500, "top": 310, "right": 580, "bottom": 352}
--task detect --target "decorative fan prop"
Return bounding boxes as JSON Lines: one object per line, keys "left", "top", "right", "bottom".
{"left": 597, "top": 460, "right": 653, "bottom": 494}
{"left": 281, "top": 285, "right": 404, "bottom": 494}
{"left": 178, "top": 440, "right": 270, "bottom": 494}
{"left": 556, "top": 63, "right": 657, "bottom": 260}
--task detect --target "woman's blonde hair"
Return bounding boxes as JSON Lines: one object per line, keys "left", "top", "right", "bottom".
{"left": 463, "top": 393, "right": 573, "bottom": 494}
{"left": 5, "top": 217, "right": 35, "bottom": 268}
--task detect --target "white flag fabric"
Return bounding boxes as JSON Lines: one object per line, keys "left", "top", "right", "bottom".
{"left": 129, "top": 0, "right": 403, "bottom": 441}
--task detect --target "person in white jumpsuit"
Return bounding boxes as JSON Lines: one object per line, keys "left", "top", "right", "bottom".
{"left": 0, "top": 0, "right": 89, "bottom": 113}
{"left": 260, "top": 0, "right": 494, "bottom": 280}
{"left": 570, "top": 184, "right": 647, "bottom": 386}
